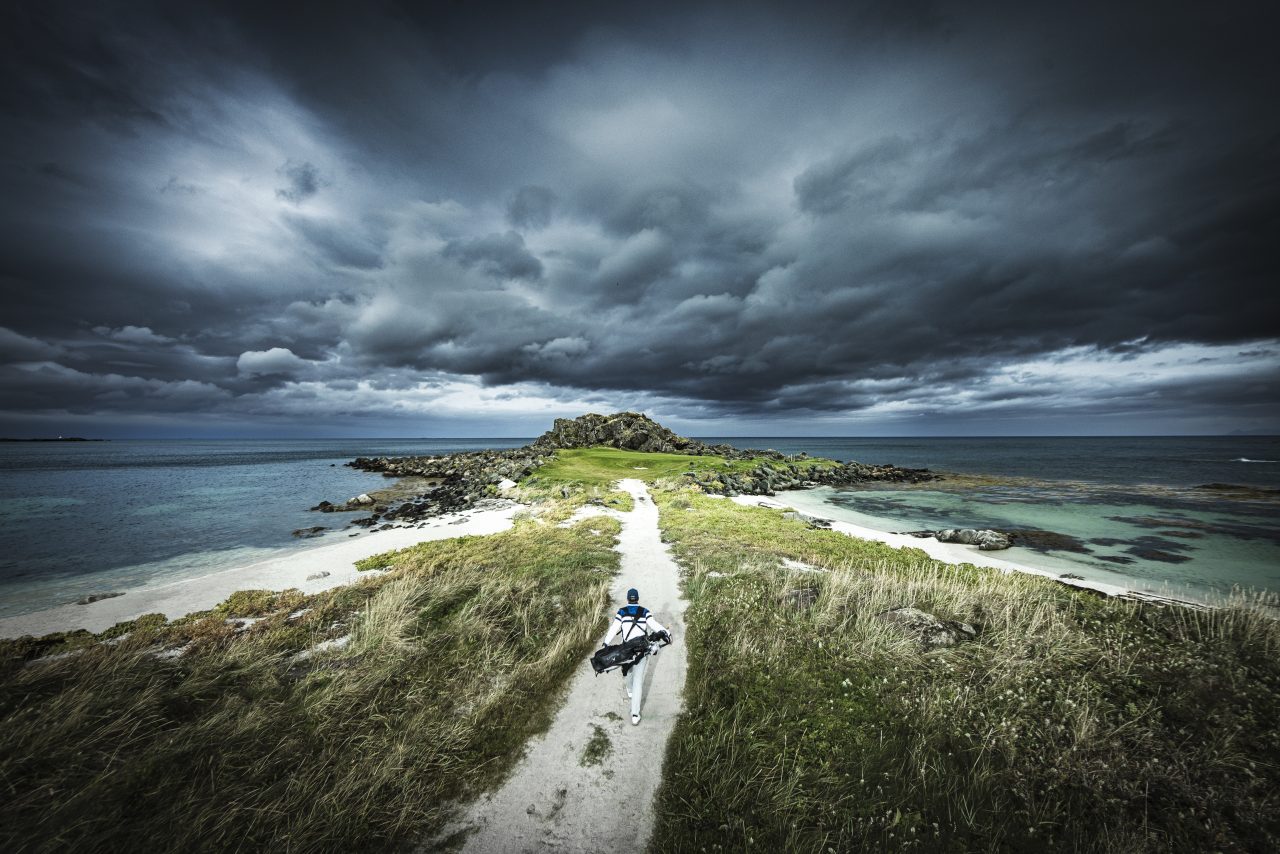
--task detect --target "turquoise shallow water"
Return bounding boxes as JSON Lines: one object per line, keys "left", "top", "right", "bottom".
{"left": 0, "top": 436, "right": 1276, "bottom": 618}
{"left": 774, "top": 484, "right": 1279, "bottom": 603}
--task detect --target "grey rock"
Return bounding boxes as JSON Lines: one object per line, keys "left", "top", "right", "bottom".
{"left": 877, "top": 606, "right": 978, "bottom": 649}
{"left": 934, "top": 528, "right": 1012, "bottom": 550}
{"left": 77, "top": 591, "right": 125, "bottom": 605}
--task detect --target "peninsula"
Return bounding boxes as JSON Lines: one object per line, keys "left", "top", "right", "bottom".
{"left": 1, "top": 413, "right": 1276, "bottom": 853}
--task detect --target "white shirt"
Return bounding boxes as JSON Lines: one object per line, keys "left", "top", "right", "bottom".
{"left": 601, "top": 603, "right": 667, "bottom": 646}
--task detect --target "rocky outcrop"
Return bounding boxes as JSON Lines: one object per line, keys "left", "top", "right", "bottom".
{"left": 685, "top": 458, "right": 938, "bottom": 496}
{"left": 903, "top": 529, "right": 1012, "bottom": 550}
{"left": 531, "top": 412, "right": 702, "bottom": 454}
{"left": 342, "top": 447, "right": 553, "bottom": 522}
{"left": 876, "top": 607, "right": 978, "bottom": 649}
{"left": 330, "top": 411, "right": 942, "bottom": 524}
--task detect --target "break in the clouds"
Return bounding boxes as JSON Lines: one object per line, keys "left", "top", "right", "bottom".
{"left": 1, "top": 0, "right": 1277, "bottom": 437}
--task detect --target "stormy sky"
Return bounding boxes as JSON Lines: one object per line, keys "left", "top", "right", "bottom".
{"left": 2, "top": 0, "right": 1277, "bottom": 438}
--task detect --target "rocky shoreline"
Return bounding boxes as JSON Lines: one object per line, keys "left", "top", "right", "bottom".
{"left": 312, "top": 412, "right": 942, "bottom": 528}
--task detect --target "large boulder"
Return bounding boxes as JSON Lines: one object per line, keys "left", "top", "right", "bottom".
{"left": 934, "top": 529, "right": 1012, "bottom": 550}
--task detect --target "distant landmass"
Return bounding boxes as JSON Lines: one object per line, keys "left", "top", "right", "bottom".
{"left": 0, "top": 437, "right": 106, "bottom": 442}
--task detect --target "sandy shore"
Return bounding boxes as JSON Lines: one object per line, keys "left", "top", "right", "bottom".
{"left": 0, "top": 502, "right": 521, "bottom": 639}
{"left": 731, "top": 492, "right": 1144, "bottom": 599}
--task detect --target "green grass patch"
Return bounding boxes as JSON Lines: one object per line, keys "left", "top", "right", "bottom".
{"left": 0, "top": 511, "right": 621, "bottom": 852}
{"left": 581, "top": 723, "right": 613, "bottom": 767}
{"left": 525, "top": 446, "right": 833, "bottom": 489}
{"left": 649, "top": 488, "right": 1280, "bottom": 853}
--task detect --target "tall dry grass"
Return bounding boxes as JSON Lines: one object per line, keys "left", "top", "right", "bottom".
{"left": 0, "top": 514, "right": 619, "bottom": 852}
{"left": 650, "top": 489, "right": 1280, "bottom": 852}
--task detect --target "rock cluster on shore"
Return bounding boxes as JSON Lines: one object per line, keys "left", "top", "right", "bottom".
{"left": 903, "top": 528, "right": 1014, "bottom": 550}
{"left": 320, "top": 411, "right": 941, "bottom": 525}
{"left": 684, "top": 458, "right": 937, "bottom": 496}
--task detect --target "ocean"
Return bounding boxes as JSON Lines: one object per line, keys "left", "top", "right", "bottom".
{"left": 1, "top": 436, "right": 1277, "bottom": 619}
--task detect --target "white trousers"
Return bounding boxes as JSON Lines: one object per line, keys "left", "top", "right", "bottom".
{"left": 627, "top": 655, "right": 647, "bottom": 718}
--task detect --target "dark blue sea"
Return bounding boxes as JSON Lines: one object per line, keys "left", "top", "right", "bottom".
{"left": 1, "top": 436, "right": 1277, "bottom": 618}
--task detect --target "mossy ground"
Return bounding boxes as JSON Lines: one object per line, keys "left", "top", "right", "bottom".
{"left": 0, "top": 509, "right": 620, "bottom": 852}
{"left": 648, "top": 489, "right": 1280, "bottom": 852}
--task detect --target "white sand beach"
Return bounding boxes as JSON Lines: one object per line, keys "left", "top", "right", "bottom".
{"left": 0, "top": 502, "right": 521, "bottom": 639}
{"left": 731, "top": 492, "right": 1142, "bottom": 598}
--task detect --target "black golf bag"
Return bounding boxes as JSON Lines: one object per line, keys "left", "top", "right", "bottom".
{"left": 590, "top": 635, "right": 650, "bottom": 674}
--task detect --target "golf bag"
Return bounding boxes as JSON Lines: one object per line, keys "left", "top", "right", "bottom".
{"left": 590, "top": 635, "right": 650, "bottom": 674}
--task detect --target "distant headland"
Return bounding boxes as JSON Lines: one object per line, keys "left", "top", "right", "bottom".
{"left": 0, "top": 437, "right": 106, "bottom": 442}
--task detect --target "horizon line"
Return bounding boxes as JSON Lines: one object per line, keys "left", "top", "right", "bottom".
{"left": 5, "top": 434, "right": 1275, "bottom": 441}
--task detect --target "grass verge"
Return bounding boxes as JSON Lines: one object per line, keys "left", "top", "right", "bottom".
{"left": 0, "top": 512, "right": 620, "bottom": 852}
{"left": 649, "top": 489, "right": 1280, "bottom": 852}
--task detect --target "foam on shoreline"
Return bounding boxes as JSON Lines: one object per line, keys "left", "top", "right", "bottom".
{"left": 0, "top": 502, "right": 521, "bottom": 639}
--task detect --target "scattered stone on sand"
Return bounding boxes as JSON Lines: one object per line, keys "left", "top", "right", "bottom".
{"left": 77, "top": 591, "right": 124, "bottom": 605}
{"left": 306, "top": 571, "right": 331, "bottom": 581}
{"left": 876, "top": 606, "right": 978, "bottom": 649}
{"left": 781, "top": 511, "right": 835, "bottom": 530}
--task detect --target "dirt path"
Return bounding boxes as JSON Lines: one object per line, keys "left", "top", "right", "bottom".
{"left": 441, "top": 479, "right": 688, "bottom": 852}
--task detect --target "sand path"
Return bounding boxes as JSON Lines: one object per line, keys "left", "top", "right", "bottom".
{"left": 443, "top": 479, "right": 688, "bottom": 853}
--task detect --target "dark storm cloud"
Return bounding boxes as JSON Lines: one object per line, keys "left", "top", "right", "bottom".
{"left": 442, "top": 231, "right": 543, "bottom": 281}
{"left": 507, "top": 186, "right": 556, "bottom": 230}
{"left": 1, "top": 0, "right": 1277, "bottom": 435}
{"left": 276, "top": 160, "right": 323, "bottom": 204}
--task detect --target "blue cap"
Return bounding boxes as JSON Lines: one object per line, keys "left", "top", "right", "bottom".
{"left": 626, "top": 588, "right": 639, "bottom": 603}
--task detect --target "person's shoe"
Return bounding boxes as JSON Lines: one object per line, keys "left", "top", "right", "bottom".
{"left": 631, "top": 714, "right": 641, "bottom": 725}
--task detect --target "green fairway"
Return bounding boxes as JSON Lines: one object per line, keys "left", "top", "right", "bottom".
{"left": 524, "top": 446, "right": 832, "bottom": 487}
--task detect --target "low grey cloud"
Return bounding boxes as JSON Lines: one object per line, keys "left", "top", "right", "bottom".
{"left": 275, "top": 159, "right": 323, "bottom": 204}
{"left": 507, "top": 185, "right": 556, "bottom": 230}
{"left": 236, "top": 347, "right": 310, "bottom": 377}
{"left": 442, "top": 231, "right": 543, "bottom": 281}
{"left": 0, "top": 0, "right": 1276, "bottom": 437}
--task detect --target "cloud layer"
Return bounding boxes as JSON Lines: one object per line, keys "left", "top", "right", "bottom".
{"left": 1, "top": 0, "right": 1277, "bottom": 436}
